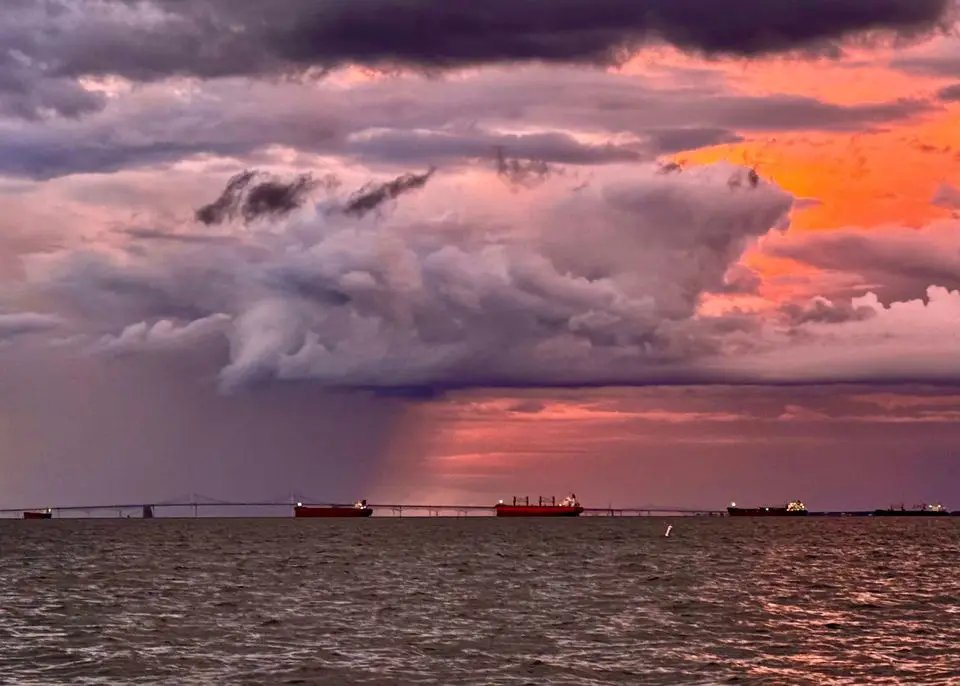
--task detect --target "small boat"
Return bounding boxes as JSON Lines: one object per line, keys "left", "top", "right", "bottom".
{"left": 293, "top": 500, "right": 374, "bottom": 518}
{"left": 727, "top": 500, "right": 808, "bottom": 517}
{"left": 494, "top": 494, "right": 584, "bottom": 517}
{"left": 23, "top": 508, "right": 53, "bottom": 520}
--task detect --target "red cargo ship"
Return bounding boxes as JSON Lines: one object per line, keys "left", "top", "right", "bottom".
{"left": 23, "top": 509, "right": 52, "bottom": 520}
{"left": 726, "top": 500, "right": 808, "bottom": 516}
{"left": 293, "top": 500, "right": 374, "bottom": 518}
{"left": 494, "top": 494, "right": 584, "bottom": 517}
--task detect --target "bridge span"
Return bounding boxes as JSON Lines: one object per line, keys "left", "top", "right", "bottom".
{"left": 0, "top": 496, "right": 726, "bottom": 518}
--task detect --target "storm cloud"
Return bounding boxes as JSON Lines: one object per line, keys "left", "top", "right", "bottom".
{"left": 19, "top": 161, "right": 796, "bottom": 392}
{"left": 0, "top": 0, "right": 952, "bottom": 122}
{"left": 6, "top": 153, "right": 960, "bottom": 399}
{"left": 21, "top": 1, "right": 958, "bottom": 78}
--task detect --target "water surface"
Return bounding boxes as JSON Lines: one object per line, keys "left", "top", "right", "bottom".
{"left": 1, "top": 517, "right": 958, "bottom": 685}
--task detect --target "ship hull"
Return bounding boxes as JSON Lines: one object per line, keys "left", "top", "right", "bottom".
{"left": 22, "top": 511, "right": 52, "bottom": 519}
{"left": 294, "top": 506, "right": 373, "bottom": 518}
{"left": 871, "top": 509, "right": 950, "bottom": 517}
{"left": 495, "top": 505, "right": 583, "bottom": 517}
{"left": 727, "top": 507, "right": 808, "bottom": 517}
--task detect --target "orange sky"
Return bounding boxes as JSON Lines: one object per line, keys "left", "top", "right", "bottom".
{"left": 622, "top": 49, "right": 960, "bottom": 301}
{"left": 649, "top": 54, "right": 960, "bottom": 231}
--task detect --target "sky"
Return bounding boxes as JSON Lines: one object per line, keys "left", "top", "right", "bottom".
{"left": 1, "top": 0, "right": 960, "bottom": 512}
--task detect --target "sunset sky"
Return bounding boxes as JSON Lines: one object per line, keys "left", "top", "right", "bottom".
{"left": 2, "top": 0, "right": 960, "bottom": 511}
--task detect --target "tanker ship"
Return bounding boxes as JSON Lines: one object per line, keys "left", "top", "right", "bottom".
{"left": 293, "top": 500, "right": 374, "bottom": 517}
{"left": 727, "top": 500, "right": 808, "bottom": 517}
{"left": 494, "top": 494, "right": 584, "bottom": 517}
{"left": 22, "top": 508, "right": 52, "bottom": 520}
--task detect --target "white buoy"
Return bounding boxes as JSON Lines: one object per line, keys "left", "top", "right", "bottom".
{"left": 664, "top": 525, "right": 673, "bottom": 537}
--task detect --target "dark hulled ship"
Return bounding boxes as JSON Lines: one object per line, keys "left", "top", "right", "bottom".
{"left": 872, "top": 504, "right": 950, "bottom": 517}
{"left": 293, "top": 500, "right": 374, "bottom": 517}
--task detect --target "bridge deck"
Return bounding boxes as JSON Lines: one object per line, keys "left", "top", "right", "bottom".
{"left": 0, "top": 501, "right": 725, "bottom": 516}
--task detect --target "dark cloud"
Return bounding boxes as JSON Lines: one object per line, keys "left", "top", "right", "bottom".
{"left": 203, "top": 0, "right": 951, "bottom": 64}
{"left": 0, "top": 0, "right": 949, "bottom": 126}
{"left": 195, "top": 170, "right": 329, "bottom": 226}
{"left": 239, "top": 176, "right": 321, "bottom": 223}
{"left": 936, "top": 83, "right": 960, "bottom": 101}
{"left": 17, "top": 0, "right": 953, "bottom": 86}
{"left": 341, "top": 168, "right": 436, "bottom": 218}
{"left": 195, "top": 170, "right": 257, "bottom": 226}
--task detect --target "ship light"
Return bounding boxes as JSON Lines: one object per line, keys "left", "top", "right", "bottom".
{"left": 296, "top": 502, "right": 302, "bottom": 507}
{"left": 499, "top": 499, "right": 504, "bottom": 504}
{"left": 730, "top": 502, "right": 736, "bottom": 507}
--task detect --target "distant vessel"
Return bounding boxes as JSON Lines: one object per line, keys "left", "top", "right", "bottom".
{"left": 727, "top": 500, "right": 808, "bottom": 517}
{"left": 293, "top": 500, "right": 374, "bottom": 518}
{"left": 872, "top": 504, "right": 950, "bottom": 517}
{"left": 23, "top": 508, "right": 52, "bottom": 520}
{"left": 494, "top": 494, "right": 584, "bottom": 517}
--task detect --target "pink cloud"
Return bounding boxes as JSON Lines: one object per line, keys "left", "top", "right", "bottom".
{"left": 712, "top": 285, "right": 960, "bottom": 383}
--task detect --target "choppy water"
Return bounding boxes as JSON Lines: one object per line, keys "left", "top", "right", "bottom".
{"left": 1, "top": 518, "right": 959, "bottom": 685}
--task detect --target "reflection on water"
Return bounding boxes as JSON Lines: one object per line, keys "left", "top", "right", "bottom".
{"left": 0, "top": 518, "right": 958, "bottom": 685}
